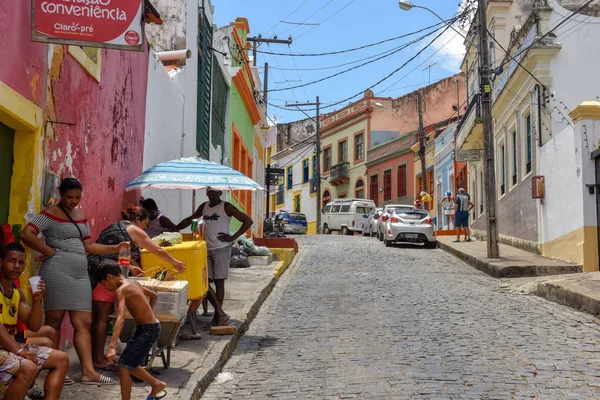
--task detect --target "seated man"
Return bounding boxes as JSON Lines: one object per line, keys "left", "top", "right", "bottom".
{"left": 141, "top": 198, "right": 177, "bottom": 239}
{"left": 0, "top": 243, "right": 69, "bottom": 400}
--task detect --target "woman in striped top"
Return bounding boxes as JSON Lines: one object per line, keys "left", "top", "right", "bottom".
{"left": 21, "top": 178, "right": 128, "bottom": 386}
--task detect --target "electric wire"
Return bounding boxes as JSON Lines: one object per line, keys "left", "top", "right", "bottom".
{"left": 277, "top": 0, "right": 335, "bottom": 35}
{"left": 266, "top": 23, "right": 452, "bottom": 93}
{"left": 265, "top": 0, "right": 310, "bottom": 34}
{"left": 255, "top": 19, "right": 450, "bottom": 57}
{"left": 497, "top": 0, "right": 596, "bottom": 70}
{"left": 294, "top": 0, "right": 359, "bottom": 41}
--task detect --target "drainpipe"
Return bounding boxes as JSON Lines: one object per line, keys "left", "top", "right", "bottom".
{"left": 155, "top": 49, "right": 192, "bottom": 61}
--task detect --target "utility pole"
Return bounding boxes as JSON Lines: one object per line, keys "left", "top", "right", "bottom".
{"left": 477, "top": 0, "right": 500, "bottom": 258}
{"left": 264, "top": 62, "right": 269, "bottom": 114}
{"left": 286, "top": 97, "right": 321, "bottom": 233}
{"left": 417, "top": 91, "right": 428, "bottom": 196}
{"left": 247, "top": 35, "right": 293, "bottom": 66}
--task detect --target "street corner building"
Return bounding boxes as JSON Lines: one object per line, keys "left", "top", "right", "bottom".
{"left": 453, "top": 0, "right": 600, "bottom": 271}
{"left": 0, "top": 0, "right": 159, "bottom": 345}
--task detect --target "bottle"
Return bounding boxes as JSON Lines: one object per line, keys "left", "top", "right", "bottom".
{"left": 118, "top": 246, "right": 131, "bottom": 277}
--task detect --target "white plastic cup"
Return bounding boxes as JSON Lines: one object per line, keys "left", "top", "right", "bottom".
{"left": 29, "top": 276, "right": 42, "bottom": 294}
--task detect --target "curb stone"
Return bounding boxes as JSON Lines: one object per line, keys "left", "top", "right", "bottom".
{"left": 179, "top": 252, "right": 298, "bottom": 399}
{"left": 438, "top": 240, "right": 582, "bottom": 278}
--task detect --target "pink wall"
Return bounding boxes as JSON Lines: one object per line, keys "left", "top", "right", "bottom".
{"left": 367, "top": 134, "right": 416, "bottom": 206}
{"left": 370, "top": 74, "right": 466, "bottom": 134}
{"left": 1, "top": 1, "right": 149, "bottom": 347}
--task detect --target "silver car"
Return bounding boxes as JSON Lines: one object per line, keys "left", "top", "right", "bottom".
{"left": 377, "top": 204, "right": 415, "bottom": 241}
{"left": 362, "top": 208, "right": 382, "bottom": 237}
{"left": 382, "top": 209, "right": 437, "bottom": 248}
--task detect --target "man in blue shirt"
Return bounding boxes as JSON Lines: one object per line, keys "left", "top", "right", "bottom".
{"left": 454, "top": 188, "right": 474, "bottom": 242}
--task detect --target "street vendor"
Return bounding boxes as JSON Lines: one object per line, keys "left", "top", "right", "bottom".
{"left": 173, "top": 187, "right": 253, "bottom": 326}
{"left": 88, "top": 207, "right": 186, "bottom": 372}
{"left": 141, "top": 198, "right": 177, "bottom": 239}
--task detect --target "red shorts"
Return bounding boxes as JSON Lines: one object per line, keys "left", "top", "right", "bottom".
{"left": 92, "top": 283, "right": 115, "bottom": 302}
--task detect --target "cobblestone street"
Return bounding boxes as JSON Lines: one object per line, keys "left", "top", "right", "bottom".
{"left": 203, "top": 235, "right": 600, "bottom": 399}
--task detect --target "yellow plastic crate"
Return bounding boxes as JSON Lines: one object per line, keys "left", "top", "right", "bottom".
{"left": 140, "top": 241, "right": 208, "bottom": 300}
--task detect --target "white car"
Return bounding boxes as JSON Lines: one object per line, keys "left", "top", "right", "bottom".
{"left": 362, "top": 208, "right": 382, "bottom": 237}
{"left": 377, "top": 204, "right": 415, "bottom": 241}
{"left": 382, "top": 209, "right": 437, "bottom": 248}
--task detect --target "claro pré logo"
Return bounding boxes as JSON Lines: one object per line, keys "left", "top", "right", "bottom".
{"left": 124, "top": 30, "right": 140, "bottom": 44}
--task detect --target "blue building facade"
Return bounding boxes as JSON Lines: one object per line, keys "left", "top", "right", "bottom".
{"left": 433, "top": 123, "right": 458, "bottom": 229}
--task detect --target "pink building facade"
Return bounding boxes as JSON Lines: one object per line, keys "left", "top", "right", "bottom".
{"left": 0, "top": 1, "right": 151, "bottom": 347}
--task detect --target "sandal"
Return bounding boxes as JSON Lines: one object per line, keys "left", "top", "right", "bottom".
{"left": 82, "top": 375, "right": 116, "bottom": 385}
{"left": 64, "top": 376, "right": 75, "bottom": 386}
{"left": 147, "top": 390, "right": 167, "bottom": 400}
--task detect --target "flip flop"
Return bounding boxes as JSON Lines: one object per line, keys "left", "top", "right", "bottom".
{"left": 64, "top": 376, "right": 74, "bottom": 386}
{"left": 147, "top": 390, "right": 167, "bottom": 400}
{"left": 82, "top": 375, "right": 116, "bottom": 385}
{"left": 453, "top": 240, "right": 461, "bottom": 243}
{"left": 466, "top": 238, "right": 472, "bottom": 242}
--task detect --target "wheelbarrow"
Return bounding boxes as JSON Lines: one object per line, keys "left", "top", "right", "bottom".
{"left": 112, "top": 303, "right": 189, "bottom": 370}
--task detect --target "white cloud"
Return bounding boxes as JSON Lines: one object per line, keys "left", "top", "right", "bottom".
{"left": 429, "top": 0, "right": 475, "bottom": 72}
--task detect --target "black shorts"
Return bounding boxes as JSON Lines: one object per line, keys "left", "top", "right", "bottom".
{"left": 14, "top": 331, "right": 27, "bottom": 344}
{"left": 118, "top": 322, "right": 160, "bottom": 370}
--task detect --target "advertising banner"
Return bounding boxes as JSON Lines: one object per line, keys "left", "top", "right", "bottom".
{"left": 32, "top": 0, "right": 144, "bottom": 51}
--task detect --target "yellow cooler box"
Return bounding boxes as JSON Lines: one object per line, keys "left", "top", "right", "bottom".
{"left": 140, "top": 241, "right": 209, "bottom": 300}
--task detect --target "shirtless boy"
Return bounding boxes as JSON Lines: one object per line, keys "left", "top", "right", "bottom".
{"left": 94, "top": 260, "right": 166, "bottom": 400}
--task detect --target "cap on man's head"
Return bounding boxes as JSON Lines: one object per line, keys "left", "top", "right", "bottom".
{"left": 445, "top": 191, "right": 452, "bottom": 197}
{"left": 206, "top": 186, "right": 220, "bottom": 193}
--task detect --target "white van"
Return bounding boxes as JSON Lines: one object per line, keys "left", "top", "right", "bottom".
{"left": 321, "top": 198, "right": 376, "bottom": 235}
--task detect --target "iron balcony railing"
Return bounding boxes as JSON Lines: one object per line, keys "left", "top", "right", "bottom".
{"left": 330, "top": 162, "right": 350, "bottom": 182}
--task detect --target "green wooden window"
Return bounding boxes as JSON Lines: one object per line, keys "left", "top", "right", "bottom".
{"left": 196, "top": 9, "right": 213, "bottom": 159}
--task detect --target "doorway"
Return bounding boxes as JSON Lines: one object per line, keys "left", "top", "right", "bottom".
{"left": 0, "top": 122, "right": 15, "bottom": 224}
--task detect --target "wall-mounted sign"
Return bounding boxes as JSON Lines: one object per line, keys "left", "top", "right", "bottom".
{"left": 32, "top": 0, "right": 145, "bottom": 51}
{"left": 455, "top": 149, "right": 481, "bottom": 162}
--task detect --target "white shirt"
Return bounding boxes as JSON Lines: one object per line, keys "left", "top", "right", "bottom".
{"left": 202, "top": 201, "right": 232, "bottom": 250}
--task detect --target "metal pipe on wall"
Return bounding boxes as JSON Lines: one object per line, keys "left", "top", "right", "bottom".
{"left": 156, "top": 49, "right": 192, "bottom": 61}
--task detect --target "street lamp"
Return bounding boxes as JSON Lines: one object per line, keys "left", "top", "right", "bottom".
{"left": 398, "top": 0, "right": 468, "bottom": 40}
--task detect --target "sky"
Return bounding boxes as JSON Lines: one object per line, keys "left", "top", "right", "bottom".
{"left": 212, "top": 0, "right": 468, "bottom": 123}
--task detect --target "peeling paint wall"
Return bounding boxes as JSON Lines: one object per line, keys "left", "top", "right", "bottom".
{"left": 1, "top": 0, "right": 149, "bottom": 348}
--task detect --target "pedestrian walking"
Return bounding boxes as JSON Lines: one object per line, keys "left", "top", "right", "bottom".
{"left": 20, "top": 177, "right": 128, "bottom": 385}
{"left": 454, "top": 188, "right": 474, "bottom": 242}
{"left": 440, "top": 191, "right": 455, "bottom": 230}
{"left": 173, "top": 187, "right": 253, "bottom": 326}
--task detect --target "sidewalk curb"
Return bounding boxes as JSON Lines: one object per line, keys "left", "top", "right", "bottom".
{"left": 437, "top": 240, "right": 506, "bottom": 278}
{"left": 536, "top": 280, "right": 600, "bottom": 318}
{"left": 437, "top": 241, "right": 581, "bottom": 278}
{"left": 185, "top": 251, "right": 299, "bottom": 399}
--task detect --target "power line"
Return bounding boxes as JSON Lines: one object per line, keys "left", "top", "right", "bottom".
{"left": 497, "top": 0, "right": 596, "bottom": 71}
{"left": 294, "top": 0, "right": 359, "bottom": 41}
{"left": 379, "top": 32, "right": 460, "bottom": 94}
{"left": 277, "top": 0, "right": 335, "bottom": 35}
{"left": 255, "top": 19, "right": 450, "bottom": 57}
{"left": 265, "top": 0, "right": 310, "bottom": 34}
{"left": 266, "top": 24, "right": 450, "bottom": 93}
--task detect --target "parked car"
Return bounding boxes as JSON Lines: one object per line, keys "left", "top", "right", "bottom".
{"left": 362, "top": 208, "right": 383, "bottom": 237}
{"left": 322, "top": 198, "right": 375, "bottom": 235}
{"left": 274, "top": 212, "right": 308, "bottom": 234}
{"left": 382, "top": 209, "right": 436, "bottom": 248}
{"left": 377, "top": 204, "right": 415, "bottom": 241}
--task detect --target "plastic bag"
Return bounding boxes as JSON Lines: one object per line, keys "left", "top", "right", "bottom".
{"left": 254, "top": 246, "right": 270, "bottom": 256}
{"left": 151, "top": 232, "right": 183, "bottom": 247}
{"left": 230, "top": 254, "right": 251, "bottom": 268}
{"left": 239, "top": 245, "right": 256, "bottom": 257}
{"left": 238, "top": 236, "right": 259, "bottom": 254}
